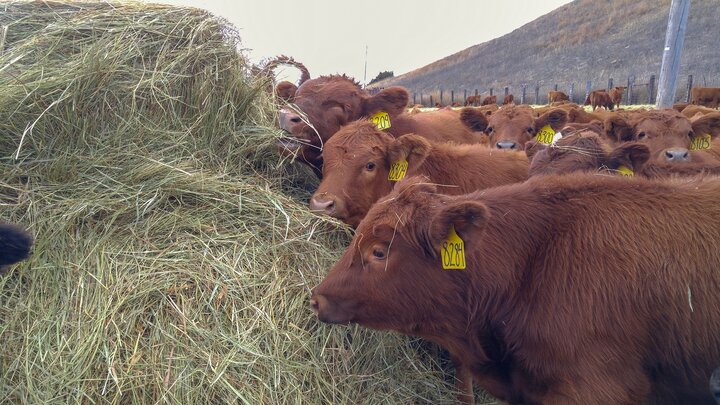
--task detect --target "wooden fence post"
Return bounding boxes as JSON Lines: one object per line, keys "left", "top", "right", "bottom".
{"left": 504, "top": 86, "right": 509, "bottom": 97}
{"left": 490, "top": 88, "right": 493, "bottom": 96}
{"left": 451, "top": 90, "right": 455, "bottom": 104}
{"left": 474, "top": 89, "right": 478, "bottom": 97}
{"left": 430, "top": 95, "right": 433, "bottom": 107}
{"left": 648, "top": 74, "right": 656, "bottom": 103}
{"left": 440, "top": 89, "right": 443, "bottom": 105}
{"left": 521, "top": 85, "right": 527, "bottom": 104}
{"left": 463, "top": 89, "right": 467, "bottom": 104}
{"left": 608, "top": 78, "right": 613, "bottom": 90}
{"left": 569, "top": 83, "right": 575, "bottom": 103}
{"left": 686, "top": 74, "right": 693, "bottom": 102}
{"left": 413, "top": 93, "right": 416, "bottom": 105}
{"left": 627, "top": 77, "right": 634, "bottom": 104}
{"left": 554, "top": 84, "right": 558, "bottom": 91}
{"left": 535, "top": 85, "right": 540, "bottom": 104}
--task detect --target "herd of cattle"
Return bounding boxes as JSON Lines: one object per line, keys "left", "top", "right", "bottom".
{"left": 274, "top": 64, "right": 720, "bottom": 404}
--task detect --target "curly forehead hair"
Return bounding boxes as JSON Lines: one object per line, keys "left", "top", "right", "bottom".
{"left": 327, "top": 121, "right": 390, "bottom": 149}
{"left": 492, "top": 104, "right": 534, "bottom": 120}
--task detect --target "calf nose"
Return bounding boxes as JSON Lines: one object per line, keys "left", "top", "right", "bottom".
{"left": 278, "top": 109, "right": 303, "bottom": 131}
{"left": 496, "top": 141, "right": 517, "bottom": 150}
{"left": 664, "top": 148, "right": 689, "bottom": 162}
{"left": 309, "top": 197, "right": 336, "bottom": 215}
{"left": 309, "top": 298, "right": 319, "bottom": 315}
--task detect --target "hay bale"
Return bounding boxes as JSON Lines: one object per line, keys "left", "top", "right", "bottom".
{"left": 0, "top": 1, "right": 476, "bottom": 403}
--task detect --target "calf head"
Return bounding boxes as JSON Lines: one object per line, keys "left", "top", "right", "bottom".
{"left": 311, "top": 176, "right": 487, "bottom": 332}
{"left": 486, "top": 106, "right": 567, "bottom": 150}
{"left": 605, "top": 110, "right": 720, "bottom": 164}
{"left": 277, "top": 75, "right": 409, "bottom": 171}
{"left": 526, "top": 131, "right": 650, "bottom": 177}
{"left": 309, "top": 121, "right": 431, "bottom": 227}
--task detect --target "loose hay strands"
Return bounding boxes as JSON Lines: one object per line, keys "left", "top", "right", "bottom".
{"left": 0, "top": 1, "right": 483, "bottom": 404}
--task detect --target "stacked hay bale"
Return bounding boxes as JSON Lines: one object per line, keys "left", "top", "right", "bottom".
{"left": 0, "top": 1, "right": 475, "bottom": 403}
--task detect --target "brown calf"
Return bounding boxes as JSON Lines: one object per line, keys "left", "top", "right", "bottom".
{"left": 464, "top": 95, "right": 482, "bottom": 106}
{"left": 481, "top": 95, "right": 497, "bottom": 106}
{"left": 277, "top": 75, "right": 479, "bottom": 175}
{"left": 604, "top": 109, "right": 720, "bottom": 163}
{"left": 525, "top": 130, "right": 720, "bottom": 178}
{"left": 502, "top": 94, "right": 514, "bottom": 105}
{"left": 312, "top": 174, "right": 720, "bottom": 404}
{"left": 461, "top": 105, "right": 568, "bottom": 150}
{"left": 547, "top": 91, "right": 569, "bottom": 103}
{"left": 584, "top": 89, "right": 614, "bottom": 111}
{"left": 608, "top": 86, "right": 626, "bottom": 108}
{"left": 309, "top": 121, "right": 528, "bottom": 227}
{"left": 691, "top": 87, "right": 720, "bottom": 109}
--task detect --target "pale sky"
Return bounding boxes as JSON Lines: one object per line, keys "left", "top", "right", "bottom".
{"left": 155, "top": 0, "right": 573, "bottom": 85}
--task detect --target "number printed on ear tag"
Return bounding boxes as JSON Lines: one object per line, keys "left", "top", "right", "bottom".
{"left": 369, "top": 111, "right": 392, "bottom": 130}
{"left": 388, "top": 159, "right": 408, "bottom": 181}
{"left": 690, "top": 134, "right": 711, "bottom": 151}
{"left": 441, "top": 225, "right": 466, "bottom": 270}
{"left": 536, "top": 124, "right": 555, "bottom": 145}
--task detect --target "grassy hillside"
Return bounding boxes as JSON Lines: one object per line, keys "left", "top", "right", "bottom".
{"left": 373, "top": 0, "right": 718, "bottom": 104}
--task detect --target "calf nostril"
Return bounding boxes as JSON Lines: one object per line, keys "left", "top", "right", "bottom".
{"left": 310, "top": 298, "right": 319, "bottom": 313}
{"left": 665, "top": 151, "right": 674, "bottom": 160}
{"left": 682, "top": 151, "right": 689, "bottom": 159}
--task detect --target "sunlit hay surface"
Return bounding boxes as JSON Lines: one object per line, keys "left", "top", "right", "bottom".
{"left": 0, "top": 1, "right": 487, "bottom": 404}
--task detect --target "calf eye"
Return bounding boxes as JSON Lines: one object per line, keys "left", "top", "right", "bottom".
{"left": 366, "top": 162, "right": 376, "bottom": 171}
{"left": 486, "top": 126, "right": 494, "bottom": 133}
{"left": 372, "top": 249, "right": 385, "bottom": 259}
{"left": 526, "top": 127, "right": 534, "bottom": 133}
{"left": 637, "top": 132, "right": 646, "bottom": 139}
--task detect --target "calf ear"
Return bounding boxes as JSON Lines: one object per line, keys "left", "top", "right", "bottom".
{"left": 524, "top": 139, "right": 547, "bottom": 162}
{"left": 460, "top": 107, "right": 489, "bottom": 132}
{"left": 607, "top": 143, "right": 650, "bottom": 173}
{"left": 387, "top": 134, "right": 431, "bottom": 169}
{"left": 362, "top": 86, "right": 409, "bottom": 118}
{"left": 535, "top": 108, "right": 568, "bottom": 132}
{"left": 690, "top": 112, "right": 720, "bottom": 139}
{"left": 604, "top": 115, "right": 634, "bottom": 142}
{"left": 275, "top": 81, "right": 297, "bottom": 102}
{"left": 430, "top": 201, "right": 489, "bottom": 248}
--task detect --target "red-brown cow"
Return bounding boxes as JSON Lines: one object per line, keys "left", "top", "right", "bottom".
{"left": 502, "top": 94, "right": 514, "bottom": 105}
{"left": 525, "top": 130, "right": 720, "bottom": 178}
{"left": 0, "top": 223, "right": 33, "bottom": 273}
{"left": 461, "top": 105, "right": 568, "bottom": 150}
{"left": 311, "top": 175, "right": 720, "bottom": 404}
{"left": 277, "top": 75, "right": 480, "bottom": 175}
{"left": 584, "top": 89, "right": 614, "bottom": 111}
{"left": 309, "top": 121, "right": 528, "bottom": 227}
{"left": 547, "top": 91, "right": 569, "bottom": 103}
{"left": 604, "top": 109, "right": 720, "bottom": 163}
{"left": 464, "top": 95, "right": 482, "bottom": 106}
{"left": 608, "top": 86, "right": 626, "bottom": 109}
{"left": 691, "top": 87, "right": 720, "bottom": 109}
{"left": 481, "top": 95, "right": 497, "bottom": 106}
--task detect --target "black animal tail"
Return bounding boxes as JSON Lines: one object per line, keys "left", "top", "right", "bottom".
{"left": 711, "top": 367, "right": 720, "bottom": 404}
{"left": 0, "top": 223, "right": 33, "bottom": 266}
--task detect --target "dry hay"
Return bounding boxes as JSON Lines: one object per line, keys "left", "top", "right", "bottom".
{"left": 0, "top": 1, "right": 491, "bottom": 404}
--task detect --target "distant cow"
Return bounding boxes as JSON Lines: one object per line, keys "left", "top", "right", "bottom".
{"left": 277, "top": 74, "right": 482, "bottom": 175}
{"left": 464, "top": 95, "right": 482, "bottom": 106}
{"left": 691, "top": 87, "right": 720, "bottom": 109}
{"left": 584, "top": 90, "right": 614, "bottom": 111}
{"left": 502, "top": 94, "right": 514, "bottom": 105}
{"left": 461, "top": 105, "right": 568, "bottom": 150}
{"left": 312, "top": 174, "right": 720, "bottom": 404}
{"left": 0, "top": 223, "right": 33, "bottom": 273}
{"left": 435, "top": 102, "right": 445, "bottom": 108}
{"left": 309, "top": 121, "right": 528, "bottom": 227}
{"left": 547, "top": 91, "right": 569, "bottom": 103}
{"left": 481, "top": 95, "right": 497, "bottom": 106}
{"left": 609, "top": 86, "right": 627, "bottom": 108}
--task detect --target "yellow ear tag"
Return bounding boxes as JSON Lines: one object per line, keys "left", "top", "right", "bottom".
{"left": 388, "top": 159, "right": 408, "bottom": 181}
{"left": 617, "top": 165, "right": 634, "bottom": 176}
{"left": 535, "top": 124, "right": 555, "bottom": 145}
{"left": 369, "top": 111, "right": 392, "bottom": 130}
{"left": 441, "top": 225, "right": 466, "bottom": 270}
{"left": 690, "top": 134, "right": 711, "bottom": 151}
